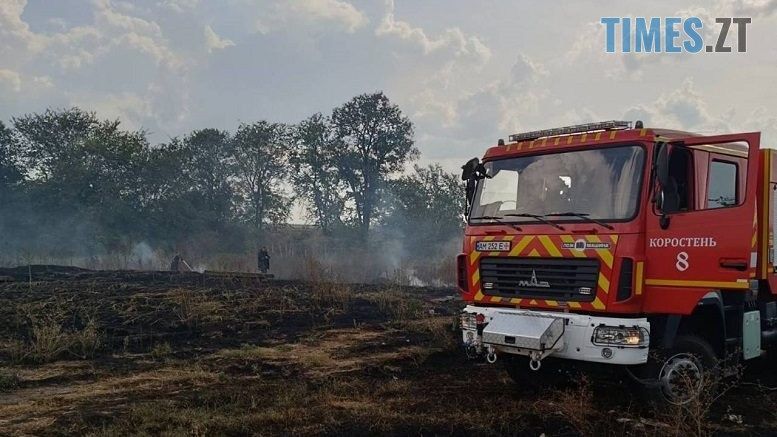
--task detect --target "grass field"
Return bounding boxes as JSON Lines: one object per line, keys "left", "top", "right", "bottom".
{"left": 1, "top": 266, "right": 777, "bottom": 436}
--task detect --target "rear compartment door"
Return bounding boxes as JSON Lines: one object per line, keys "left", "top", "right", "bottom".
{"left": 644, "top": 132, "right": 760, "bottom": 294}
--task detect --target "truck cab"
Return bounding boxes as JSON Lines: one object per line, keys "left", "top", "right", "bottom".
{"left": 457, "top": 121, "right": 775, "bottom": 403}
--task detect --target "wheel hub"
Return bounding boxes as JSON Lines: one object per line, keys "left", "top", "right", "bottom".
{"left": 659, "top": 353, "right": 703, "bottom": 404}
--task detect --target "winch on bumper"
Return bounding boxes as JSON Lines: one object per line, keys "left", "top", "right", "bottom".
{"left": 461, "top": 305, "right": 650, "bottom": 368}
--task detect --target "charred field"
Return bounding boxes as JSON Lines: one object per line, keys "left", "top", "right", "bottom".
{"left": 1, "top": 266, "right": 777, "bottom": 436}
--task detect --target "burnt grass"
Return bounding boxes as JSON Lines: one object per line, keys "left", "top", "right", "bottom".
{"left": 0, "top": 267, "right": 776, "bottom": 436}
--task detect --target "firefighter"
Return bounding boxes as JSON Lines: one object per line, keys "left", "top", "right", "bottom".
{"left": 170, "top": 254, "right": 193, "bottom": 272}
{"left": 258, "top": 247, "right": 270, "bottom": 274}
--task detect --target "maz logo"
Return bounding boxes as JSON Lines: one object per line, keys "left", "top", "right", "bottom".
{"left": 518, "top": 270, "right": 551, "bottom": 288}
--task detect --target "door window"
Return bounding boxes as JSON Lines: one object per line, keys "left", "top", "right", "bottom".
{"left": 707, "top": 160, "right": 738, "bottom": 208}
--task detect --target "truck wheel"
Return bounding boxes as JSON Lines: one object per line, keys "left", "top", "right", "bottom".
{"left": 503, "top": 354, "right": 570, "bottom": 390}
{"left": 642, "top": 335, "right": 719, "bottom": 405}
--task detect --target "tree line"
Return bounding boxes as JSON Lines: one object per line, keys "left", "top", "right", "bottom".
{"left": 0, "top": 92, "right": 464, "bottom": 260}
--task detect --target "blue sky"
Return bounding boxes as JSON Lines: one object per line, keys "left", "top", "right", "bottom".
{"left": 2, "top": 0, "right": 777, "bottom": 171}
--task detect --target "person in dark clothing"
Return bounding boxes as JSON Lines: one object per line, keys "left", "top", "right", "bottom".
{"left": 170, "top": 254, "right": 181, "bottom": 272}
{"left": 170, "top": 254, "right": 192, "bottom": 272}
{"left": 258, "top": 247, "right": 270, "bottom": 273}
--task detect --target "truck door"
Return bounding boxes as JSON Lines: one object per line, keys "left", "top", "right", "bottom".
{"left": 644, "top": 133, "right": 760, "bottom": 307}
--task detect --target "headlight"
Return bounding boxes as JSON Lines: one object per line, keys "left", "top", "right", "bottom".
{"left": 592, "top": 326, "right": 648, "bottom": 347}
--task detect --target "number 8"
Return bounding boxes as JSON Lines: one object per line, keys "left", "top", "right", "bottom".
{"left": 676, "top": 252, "right": 689, "bottom": 271}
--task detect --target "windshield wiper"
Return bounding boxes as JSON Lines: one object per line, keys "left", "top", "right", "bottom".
{"left": 545, "top": 212, "right": 614, "bottom": 230}
{"left": 469, "top": 215, "right": 522, "bottom": 230}
{"left": 503, "top": 213, "right": 565, "bottom": 230}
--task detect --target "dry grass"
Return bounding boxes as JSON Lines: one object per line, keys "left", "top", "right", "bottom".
{"left": 5, "top": 317, "right": 103, "bottom": 363}
{"left": 364, "top": 288, "right": 424, "bottom": 321}
{"left": 402, "top": 317, "right": 458, "bottom": 351}
{"left": 28, "top": 320, "right": 70, "bottom": 363}
{"left": 654, "top": 364, "right": 740, "bottom": 436}
{"left": 171, "top": 289, "right": 225, "bottom": 329}
{"left": 150, "top": 342, "right": 173, "bottom": 360}
{"left": 2, "top": 270, "right": 771, "bottom": 436}
{"left": 0, "top": 368, "right": 20, "bottom": 392}
{"left": 68, "top": 318, "right": 102, "bottom": 359}
{"left": 299, "top": 256, "right": 353, "bottom": 325}
{"left": 533, "top": 376, "right": 598, "bottom": 435}
{"left": 311, "top": 282, "right": 351, "bottom": 313}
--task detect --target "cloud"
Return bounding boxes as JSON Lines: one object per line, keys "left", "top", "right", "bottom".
{"left": 0, "top": 0, "right": 46, "bottom": 62}
{"left": 0, "top": 68, "right": 53, "bottom": 94}
{"left": 70, "top": 91, "right": 152, "bottom": 131}
{"left": 203, "top": 25, "right": 234, "bottom": 53}
{"left": 509, "top": 54, "right": 547, "bottom": 85}
{"left": 92, "top": 0, "right": 184, "bottom": 70}
{"left": 732, "top": 107, "right": 777, "bottom": 148}
{"left": 0, "top": 0, "right": 776, "bottom": 175}
{"left": 410, "top": 52, "right": 547, "bottom": 161}
{"left": 376, "top": 0, "right": 490, "bottom": 62}
{"left": 732, "top": 0, "right": 777, "bottom": 17}
{"left": 567, "top": 0, "right": 777, "bottom": 79}
{"left": 0, "top": 69, "right": 22, "bottom": 93}
{"left": 372, "top": 0, "right": 497, "bottom": 151}
{"left": 158, "top": 0, "right": 200, "bottom": 14}
{"left": 622, "top": 78, "right": 729, "bottom": 132}
{"left": 621, "top": 78, "right": 777, "bottom": 150}
{"left": 254, "top": 0, "right": 368, "bottom": 34}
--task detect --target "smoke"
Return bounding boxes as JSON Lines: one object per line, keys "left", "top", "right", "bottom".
{"left": 129, "top": 242, "right": 158, "bottom": 270}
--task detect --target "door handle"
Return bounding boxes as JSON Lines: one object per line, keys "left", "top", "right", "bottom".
{"left": 719, "top": 259, "right": 748, "bottom": 271}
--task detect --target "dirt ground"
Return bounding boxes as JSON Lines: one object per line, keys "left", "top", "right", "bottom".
{"left": 1, "top": 266, "right": 777, "bottom": 436}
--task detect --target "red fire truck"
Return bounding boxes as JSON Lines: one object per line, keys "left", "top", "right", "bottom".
{"left": 457, "top": 121, "right": 777, "bottom": 403}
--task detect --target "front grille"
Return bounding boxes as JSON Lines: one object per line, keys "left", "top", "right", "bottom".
{"left": 479, "top": 257, "right": 600, "bottom": 302}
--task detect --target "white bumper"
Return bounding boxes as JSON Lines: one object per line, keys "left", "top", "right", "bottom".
{"left": 462, "top": 305, "right": 650, "bottom": 365}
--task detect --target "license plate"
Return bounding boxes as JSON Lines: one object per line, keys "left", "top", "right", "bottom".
{"left": 476, "top": 241, "right": 511, "bottom": 252}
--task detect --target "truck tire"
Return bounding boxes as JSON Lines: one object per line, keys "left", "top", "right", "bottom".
{"left": 638, "top": 334, "right": 719, "bottom": 405}
{"left": 503, "top": 354, "right": 571, "bottom": 390}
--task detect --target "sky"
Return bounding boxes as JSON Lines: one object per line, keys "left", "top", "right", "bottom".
{"left": 2, "top": 0, "right": 777, "bottom": 172}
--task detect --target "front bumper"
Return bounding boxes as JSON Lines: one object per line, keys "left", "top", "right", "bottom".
{"left": 461, "top": 305, "right": 650, "bottom": 365}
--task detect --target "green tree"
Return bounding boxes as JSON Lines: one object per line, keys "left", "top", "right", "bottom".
{"left": 175, "top": 129, "right": 235, "bottom": 224}
{"left": 386, "top": 164, "right": 464, "bottom": 253}
{"left": 13, "top": 108, "right": 99, "bottom": 184}
{"left": 232, "top": 121, "right": 291, "bottom": 229}
{"left": 0, "top": 120, "right": 22, "bottom": 191}
{"left": 331, "top": 92, "right": 418, "bottom": 237}
{"left": 290, "top": 113, "right": 345, "bottom": 233}
{"left": 78, "top": 121, "right": 150, "bottom": 249}
{"left": 10, "top": 108, "right": 151, "bottom": 253}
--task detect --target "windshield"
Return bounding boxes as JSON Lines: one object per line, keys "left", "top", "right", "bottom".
{"left": 470, "top": 145, "right": 645, "bottom": 222}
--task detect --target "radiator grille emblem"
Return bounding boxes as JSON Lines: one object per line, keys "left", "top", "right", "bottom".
{"left": 518, "top": 269, "right": 551, "bottom": 288}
